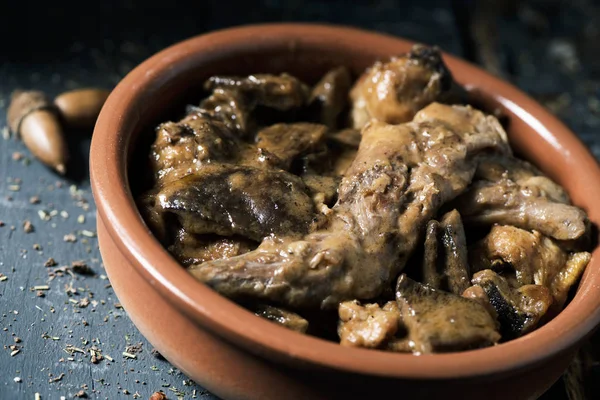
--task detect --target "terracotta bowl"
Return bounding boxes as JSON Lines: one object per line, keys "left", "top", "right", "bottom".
{"left": 90, "top": 23, "right": 600, "bottom": 400}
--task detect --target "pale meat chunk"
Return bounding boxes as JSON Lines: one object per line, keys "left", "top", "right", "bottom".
{"left": 253, "top": 305, "right": 309, "bottom": 334}
{"left": 454, "top": 155, "right": 589, "bottom": 241}
{"left": 470, "top": 225, "right": 591, "bottom": 309}
{"left": 338, "top": 300, "right": 402, "bottom": 348}
{"left": 396, "top": 275, "right": 500, "bottom": 353}
{"left": 350, "top": 45, "right": 456, "bottom": 128}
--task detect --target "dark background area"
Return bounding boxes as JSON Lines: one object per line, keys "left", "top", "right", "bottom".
{"left": 0, "top": 0, "right": 599, "bottom": 399}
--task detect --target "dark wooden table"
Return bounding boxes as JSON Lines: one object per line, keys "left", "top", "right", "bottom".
{"left": 1, "top": 1, "right": 599, "bottom": 399}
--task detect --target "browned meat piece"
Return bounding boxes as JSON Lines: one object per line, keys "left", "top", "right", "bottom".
{"left": 150, "top": 117, "right": 239, "bottom": 185}
{"left": 156, "top": 164, "right": 316, "bottom": 242}
{"left": 472, "top": 269, "right": 553, "bottom": 339}
{"left": 338, "top": 300, "right": 402, "bottom": 348}
{"left": 350, "top": 45, "right": 455, "bottom": 129}
{"left": 453, "top": 155, "right": 588, "bottom": 241}
{"left": 396, "top": 275, "right": 500, "bottom": 354}
{"left": 470, "top": 225, "right": 591, "bottom": 308}
{"left": 551, "top": 252, "right": 591, "bottom": 308}
{"left": 192, "top": 88, "right": 251, "bottom": 134}
{"left": 137, "top": 190, "right": 169, "bottom": 244}
{"left": 252, "top": 304, "right": 309, "bottom": 334}
{"left": 474, "top": 156, "right": 570, "bottom": 203}
{"left": 188, "top": 103, "right": 510, "bottom": 309}
{"left": 205, "top": 73, "right": 309, "bottom": 111}
{"left": 309, "top": 67, "right": 352, "bottom": 129}
{"left": 168, "top": 228, "right": 256, "bottom": 266}
{"left": 422, "top": 210, "right": 470, "bottom": 295}
{"left": 254, "top": 123, "right": 328, "bottom": 170}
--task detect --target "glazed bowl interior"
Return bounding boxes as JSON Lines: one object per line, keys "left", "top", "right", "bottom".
{"left": 91, "top": 23, "right": 600, "bottom": 380}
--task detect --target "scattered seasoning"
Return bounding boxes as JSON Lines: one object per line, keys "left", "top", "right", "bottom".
{"left": 122, "top": 351, "right": 137, "bottom": 359}
{"left": 71, "top": 260, "right": 94, "bottom": 275}
{"left": 12, "top": 151, "right": 24, "bottom": 161}
{"left": 36, "top": 290, "right": 45, "bottom": 297}
{"left": 33, "top": 285, "right": 49, "bottom": 291}
{"left": 123, "top": 389, "right": 130, "bottom": 395}
{"left": 48, "top": 373, "right": 65, "bottom": 383}
{"left": 35, "top": 393, "right": 41, "bottom": 400}
{"left": 104, "top": 354, "right": 114, "bottom": 362}
{"left": 33, "top": 243, "right": 42, "bottom": 251}
{"left": 168, "top": 386, "right": 185, "bottom": 397}
{"left": 64, "top": 345, "right": 85, "bottom": 354}
{"left": 8, "top": 184, "right": 20, "bottom": 191}
{"left": 78, "top": 297, "right": 90, "bottom": 308}
{"left": 150, "top": 392, "right": 167, "bottom": 400}
{"left": 60, "top": 210, "right": 69, "bottom": 219}
{"left": 81, "top": 229, "right": 96, "bottom": 238}
{"left": 23, "top": 220, "right": 34, "bottom": 233}
{"left": 114, "top": 303, "right": 123, "bottom": 309}
{"left": 13, "top": 377, "right": 22, "bottom": 383}
{"left": 29, "top": 195, "right": 41, "bottom": 204}
{"left": 82, "top": 320, "right": 89, "bottom": 326}
{"left": 0, "top": 221, "right": 4, "bottom": 227}
{"left": 14, "top": 337, "right": 22, "bottom": 343}
{"left": 37, "top": 210, "right": 50, "bottom": 221}
{"left": 42, "top": 333, "right": 60, "bottom": 340}
{"left": 63, "top": 233, "right": 77, "bottom": 243}
{"left": 74, "top": 390, "right": 87, "bottom": 398}
{"left": 132, "top": 392, "right": 141, "bottom": 399}
{"left": 0, "top": 274, "right": 7, "bottom": 282}
{"left": 77, "top": 214, "right": 85, "bottom": 224}
{"left": 10, "top": 349, "right": 20, "bottom": 356}
{"left": 125, "top": 342, "right": 143, "bottom": 354}
{"left": 44, "top": 257, "right": 57, "bottom": 267}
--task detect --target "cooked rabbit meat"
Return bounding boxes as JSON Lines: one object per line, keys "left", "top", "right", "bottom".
{"left": 150, "top": 117, "right": 239, "bottom": 185}
{"left": 168, "top": 228, "right": 256, "bottom": 267}
{"left": 471, "top": 269, "right": 553, "bottom": 339}
{"left": 188, "top": 103, "right": 510, "bottom": 309}
{"left": 255, "top": 123, "right": 328, "bottom": 170}
{"left": 474, "top": 156, "right": 570, "bottom": 203}
{"left": 155, "top": 164, "right": 316, "bottom": 242}
{"left": 470, "top": 225, "right": 591, "bottom": 308}
{"left": 453, "top": 156, "right": 588, "bottom": 241}
{"left": 205, "top": 73, "right": 310, "bottom": 111}
{"left": 422, "top": 210, "right": 470, "bottom": 295}
{"left": 309, "top": 66, "right": 352, "bottom": 129}
{"left": 551, "top": 251, "right": 591, "bottom": 308}
{"left": 139, "top": 60, "right": 593, "bottom": 353}
{"left": 350, "top": 45, "right": 454, "bottom": 129}
{"left": 396, "top": 275, "right": 500, "bottom": 354}
{"left": 253, "top": 304, "right": 309, "bottom": 333}
{"left": 338, "top": 300, "right": 402, "bottom": 348}
{"left": 192, "top": 88, "right": 251, "bottom": 134}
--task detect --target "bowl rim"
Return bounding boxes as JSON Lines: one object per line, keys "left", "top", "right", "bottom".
{"left": 90, "top": 22, "right": 600, "bottom": 379}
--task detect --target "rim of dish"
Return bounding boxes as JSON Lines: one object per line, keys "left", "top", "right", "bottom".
{"left": 90, "top": 23, "right": 600, "bottom": 379}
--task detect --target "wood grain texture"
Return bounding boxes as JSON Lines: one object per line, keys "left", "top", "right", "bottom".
{"left": 0, "top": 0, "right": 597, "bottom": 399}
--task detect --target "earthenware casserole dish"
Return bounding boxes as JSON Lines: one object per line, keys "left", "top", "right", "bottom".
{"left": 90, "top": 23, "right": 600, "bottom": 400}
